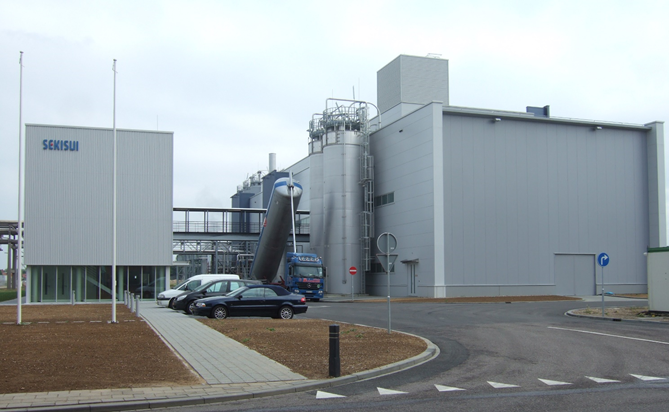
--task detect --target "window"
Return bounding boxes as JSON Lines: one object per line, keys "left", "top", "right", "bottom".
{"left": 264, "top": 288, "right": 278, "bottom": 297}
{"left": 371, "top": 262, "right": 395, "bottom": 273}
{"left": 374, "top": 192, "right": 395, "bottom": 207}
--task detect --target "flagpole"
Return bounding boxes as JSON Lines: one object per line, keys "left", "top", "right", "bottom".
{"left": 111, "top": 59, "right": 117, "bottom": 323}
{"left": 17, "top": 51, "right": 24, "bottom": 325}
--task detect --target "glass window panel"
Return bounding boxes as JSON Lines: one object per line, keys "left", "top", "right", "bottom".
{"left": 42, "top": 266, "right": 57, "bottom": 302}
{"left": 388, "top": 192, "right": 394, "bottom": 203}
{"left": 264, "top": 288, "right": 278, "bottom": 297}
{"left": 72, "top": 267, "right": 85, "bottom": 302}
{"left": 100, "top": 266, "right": 112, "bottom": 300}
{"left": 86, "top": 267, "right": 100, "bottom": 301}
{"left": 128, "top": 267, "right": 141, "bottom": 296}
{"left": 30, "top": 267, "right": 42, "bottom": 303}
{"left": 56, "top": 266, "right": 71, "bottom": 302}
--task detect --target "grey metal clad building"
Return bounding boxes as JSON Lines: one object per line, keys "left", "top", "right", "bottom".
{"left": 364, "top": 54, "right": 666, "bottom": 297}
{"left": 24, "top": 124, "right": 174, "bottom": 303}
{"left": 273, "top": 54, "right": 665, "bottom": 298}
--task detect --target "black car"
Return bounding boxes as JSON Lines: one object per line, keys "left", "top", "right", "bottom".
{"left": 192, "top": 284, "right": 308, "bottom": 320}
{"left": 172, "top": 279, "right": 260, "bottom": 314}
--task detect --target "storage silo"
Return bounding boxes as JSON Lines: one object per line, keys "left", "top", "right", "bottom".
{"left": 308, "top": 117, "right": 325, "bottom": 261}
{"left": 309, "top": 100, "right": 375, "bottom": 295}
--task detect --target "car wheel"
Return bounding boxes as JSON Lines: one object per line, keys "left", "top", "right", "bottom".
{"left": 167, "top": 298, "right": 175, "bottom": 309}
{"left": 186, "top": 301, "right": 196, "bottom": 315}
{"left": 212, "top": 306, "right": 228, "bottom": 319}
{"left": 279, "top": 306, "right": 294, "bottom": 319}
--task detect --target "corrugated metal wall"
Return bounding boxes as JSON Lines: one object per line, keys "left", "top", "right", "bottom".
{"left": 117, "top": 130, "right": 173, "bottom": 265}
{"left": 368, "top": 103, "right": 439, "bottom": 296}
{"left": 441, "top": 114, "right": 650, "bottom": 292}
{"left": 24, "top": 125, "right": 173, "bottom": 266}
{"left": 377, "top": 55, "right": 449, "bottom": 115}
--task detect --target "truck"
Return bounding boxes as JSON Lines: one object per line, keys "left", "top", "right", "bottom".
{"left": 248, "top": 176, "right": 325, "bottom": 301}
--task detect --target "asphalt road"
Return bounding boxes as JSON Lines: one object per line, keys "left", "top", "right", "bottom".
{"left": 162, "top": 299, "right": 669, "bottom": 412}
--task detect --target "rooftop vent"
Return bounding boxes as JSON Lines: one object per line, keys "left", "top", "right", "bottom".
{"left": 526, "top": 105, "right": 550, "bottom": 118}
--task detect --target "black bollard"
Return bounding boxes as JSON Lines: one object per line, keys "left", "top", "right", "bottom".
{"left": 329, "top": 324, "right": 341, "bottom": 377}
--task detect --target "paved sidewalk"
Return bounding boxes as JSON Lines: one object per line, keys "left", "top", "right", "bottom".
{"left": 0, "top": 301, "right": 438, "bottom": 411}
{"left": 140, "top": 302, "right": 306, "bottom": 384}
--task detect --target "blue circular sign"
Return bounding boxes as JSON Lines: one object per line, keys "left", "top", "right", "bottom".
{"left": 597, "top": 253, "right": 610, "bottom": 267}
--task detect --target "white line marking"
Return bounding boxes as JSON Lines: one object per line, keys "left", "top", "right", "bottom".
{"left": 539, "top": 379, "right": 571, "bottom": 386}
{"left": 586, "top": 376, "right": 620, "bottom": 383}
{"left": 378, "top": 387, "right": 408, "bottom": 395}
{"left": 488, "top": 381, "right": 519, "bottom": 389}
{"left": 316, "top": 391, "right": 346, "bottom": 399}
{"left": 548, "top": 326, "right": 669, "bottom": 345}
{"left": 435, "top": 384, "right": 466, "bottom": 392}
{"left": 631, "top": 374, "right": 666, "bottom": 381}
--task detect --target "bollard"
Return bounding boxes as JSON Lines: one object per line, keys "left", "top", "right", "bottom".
{"left": 124, "top": 290, "right": 127, "bottom": 306}
{"left": 329, "top": 324, "right": 341, "bottom": 377}
{"left": 130, "top": 293, "right": 135, "bottom": 312}
{"left": 72, "top": 290, "right": 75, "bottom": 305}
{"left": 135, "top": 295, "right": 140, "bottom": 316}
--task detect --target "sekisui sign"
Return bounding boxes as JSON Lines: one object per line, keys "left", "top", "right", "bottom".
{"left": 42, "top": 139, "right": 79, "bottom": 151}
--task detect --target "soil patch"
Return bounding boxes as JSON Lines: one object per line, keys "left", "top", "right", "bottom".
{"left": 199, "top": 318, "right": 427, "bottom": 379}
{"left": 0, "top": 304, "right": 202, "bottom": 394}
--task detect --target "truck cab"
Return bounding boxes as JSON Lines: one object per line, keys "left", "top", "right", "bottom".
{"left": 285, "top": 252, "right": 325, "bottom": 301}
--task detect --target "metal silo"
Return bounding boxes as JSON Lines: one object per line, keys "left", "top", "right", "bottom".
{"left": 308, "top": 99, "right": 378, "bottom": 295}
{"left": 308, "top": 116, "right": 325, "bottom": 262}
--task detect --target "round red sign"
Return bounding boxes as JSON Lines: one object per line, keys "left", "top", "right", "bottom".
{"left": 349, "top": 266, "right": 357, "bottom": 275}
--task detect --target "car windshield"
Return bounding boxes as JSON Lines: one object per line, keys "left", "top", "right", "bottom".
{"left": 293, "top": 265, "right": 323, "bottom": 278}
{"left": 226, "top": 286, "right": 249, "bottom": 298}
{"left": 193, "top": 281, "right": 216, "bottom": 293}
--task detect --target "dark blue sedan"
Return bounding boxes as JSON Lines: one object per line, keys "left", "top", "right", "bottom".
{"left": 192, "top": 284, "right": 308, "bottom": 319}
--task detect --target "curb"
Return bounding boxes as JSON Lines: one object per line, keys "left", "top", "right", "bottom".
{"left": 566, "top": 309, "right": 668, "bottom": 324}
{"left": 1, "top": 335, "right": 439, "bottom": 412}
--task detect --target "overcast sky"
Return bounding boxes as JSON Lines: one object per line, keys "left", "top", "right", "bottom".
{"left": 1, "top": 0, "right": 668, "bottom": 266}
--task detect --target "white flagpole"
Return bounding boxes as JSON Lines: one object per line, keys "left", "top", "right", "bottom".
{"left": 17, "top": 51, "right": 24, "bottom": 325}
{"left": 112, "top": 59, "right": 117, "bottom": 323}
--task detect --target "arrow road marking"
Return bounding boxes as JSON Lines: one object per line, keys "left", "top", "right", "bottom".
{"left": 435, "top": 384, "right": 466, "bottom": 392}
{"left": 631, "top": 374, "right": 666, "bottom": 381}
{"left": 316, "top": 391, "right": 346, "bottom": 399}
{"left": 378, "top": 387, "right": 408, "bottom": 395}
{"left": 488, "top": 381, "right": 520, "bottom": 389}
{"left": 539, "top": 379, "right": 572, "bottom": 386}
{"left": 586, "top": 376, "right": 621, "bottom": 383}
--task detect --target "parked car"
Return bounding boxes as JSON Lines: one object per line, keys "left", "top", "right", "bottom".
{"left": 156, "top": 274, "right": 240, "bottom": 308}
{"left": 192, "top": 284, "right": 308, "bottom": 320}
{"left": 172, "top": 278, "right": 261, "bottom": 314}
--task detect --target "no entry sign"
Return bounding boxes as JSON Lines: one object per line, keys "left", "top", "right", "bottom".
{"left": 349, "top": 266, "right": 357, "bottom": 275}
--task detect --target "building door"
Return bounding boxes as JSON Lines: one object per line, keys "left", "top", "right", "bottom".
{"left": 554, "top": 254, "right": 595, "bottom": 296}
{"left": 407, "top": 263, "right": 417, "bottom": 296}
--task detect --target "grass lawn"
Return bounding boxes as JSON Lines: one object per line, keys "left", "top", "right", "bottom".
{"left": 0, "top": 289, "right": 25, "bottom": 302}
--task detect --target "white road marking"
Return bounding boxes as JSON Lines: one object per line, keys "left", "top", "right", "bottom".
{"left": 586, "top": 376, "right": 620, "bottom": 383}
{"left": 539, "top": 379, "right": 571, "bottom": 386}
{"left": 435, "top": 384, "right": 466, "bottom": 392}
{"left": 316, "top": 391, "right": 346, "bottom": 399}
{"left": 548, "top": 326, "right": 669, "bottom": 345}
{"left": 378, "top": 387, "right": 408, "bottom": 395}
{"left": 631, "top": 374, "right": 666, "bottom": 381}
{"left": 488, "top": 381, "right": 519, "bottom": 389}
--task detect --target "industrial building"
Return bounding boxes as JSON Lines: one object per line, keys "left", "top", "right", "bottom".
{"left": 24, "top": 124, "right": 173, "bottom": 303}
{"left": 235, "top": 54, "right": 666, "bottom": 298}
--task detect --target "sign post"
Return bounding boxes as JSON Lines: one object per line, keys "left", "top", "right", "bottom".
{"left": 597, "top": 252, "right": 610, "bottom": 317}
{"left": 377, "top": 232, "right": 397, "bottom": 334}
{"left": 349, "top": 266, "right": 357, "bottom": 301}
